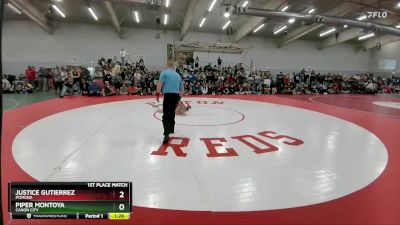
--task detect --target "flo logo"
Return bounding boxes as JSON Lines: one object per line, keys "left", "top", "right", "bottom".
{"left": 366, "top": 11, "right": 388, "bottom": 19}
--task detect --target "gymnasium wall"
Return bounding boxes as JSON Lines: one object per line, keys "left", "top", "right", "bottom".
{"left": 2, "top": 20, "right": 397, "bottom": 76}
{"left": 185, "top": 32, "right": 371, "bottom": 75}
{"left": 2, "top": 21, "right": 177, "bottom": 73}
{"left": 369, "top": 41, "right": 400, "bottom": 76}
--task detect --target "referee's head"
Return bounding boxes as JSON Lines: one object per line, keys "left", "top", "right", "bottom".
{"left": 166, "top": 60, "right": 175, "bottom": 69}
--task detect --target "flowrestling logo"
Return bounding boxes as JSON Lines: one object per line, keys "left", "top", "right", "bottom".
{"left": 366, "top": 11, "right": 388, "bottom": 19}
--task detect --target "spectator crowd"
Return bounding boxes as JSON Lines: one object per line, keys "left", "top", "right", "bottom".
{"left": 2, "top": 54, "right": 400, "bottom": 97}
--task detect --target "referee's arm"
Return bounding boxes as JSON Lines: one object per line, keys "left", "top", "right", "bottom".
{"left": 156, "top": 81, "right": 163, "bottom": 102}
{"left": 179, "top": 81, "right": 184, "bottom": 98}
{"left": 156, "top": 72, "right": 165, "bottom": 102}
{"left": 156, "top": 81, "right": 163, "bottom": 93}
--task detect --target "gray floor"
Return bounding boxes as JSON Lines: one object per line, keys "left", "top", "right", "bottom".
{"left": 2, "top": 92, "right": 399, "bottom": 111}
{"left": 2, "top": 91, "right": 58, "bottom": 111}
{"left": 378, "top": 93, "right": 400, "bottom": 98}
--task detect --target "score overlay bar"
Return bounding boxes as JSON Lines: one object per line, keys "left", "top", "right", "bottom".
{"left": 9, "top": 182, "right": 132, "bottom": 220}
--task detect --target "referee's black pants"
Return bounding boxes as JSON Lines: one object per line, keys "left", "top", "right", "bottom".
{"left": 163, "top": 93, "right": 180, "bottom": 136}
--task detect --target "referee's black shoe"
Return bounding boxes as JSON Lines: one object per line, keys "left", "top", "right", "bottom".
{"left": 163, "top": 135, "right": 170, "bottom": 144}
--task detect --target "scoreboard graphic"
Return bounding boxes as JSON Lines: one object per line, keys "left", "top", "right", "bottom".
{"left": 8, "top": 182, "right": 132, "bottom": 220}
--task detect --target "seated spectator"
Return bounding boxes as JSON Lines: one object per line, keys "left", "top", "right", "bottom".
{"left": 188, "top": 70, "right": 196, "bottom": 83}
{"left": 264, "top": 86, "right": 271, "bottom": 94}
{"left": 113, "top": 76, "right": 123, "bottom": 91}
{"left": 236, "top": 83, "right": 251, "bottom": 95}
{"left": 141, "top": 83, "right": 150, "bottom": 95}
{"left": 60, "top": 76, "right": 74, "bottom": 98}
{"left": 383, "top": 84, "right": 393, "bottom": 93}
{"left": 253, "top": 83, "right": 263, "bottom": 94}
{"left": 206, "top": 72, "right": 213, "bottom": 83}
{"left": 208, "top": 82, "right": 217, "bottom": 95}
{"left": 200, "top": 83, "right": 208, "bottom": 94}
{"left": 293, "top": 83, "right": 304, "bottom": 95}
{"left": 95, "top": 78, "right": 104, "bottom": 90}
{"left": 120, "top": 83, "right": 128, "bottom": 95}
{"left": 228, "top": 84, "right": 238, "bottom": 94}
{"left": 364, "top": 80, "right": 376, "bottom": 94}
{"left": 247, "top": 75, "right": 255, "bottom": 85}
{"left": 103, "top": 70, "right": 112, "bottom": 84}
{"left": 184, "top": 81, "right": 191, "bottom": 95}
{"left": 148, "top": 81, "right": 156, "bottom": 94}
{"left": 182, "top": 69, "right": 189, "bottom": 82}
{"left": 81, "top": 79, "right": 89, "bottom": 96}
{"left": 288, "top": 82, "right": 296, "bottom": 94}
{"left": 14, "top": 81, "right": 23, "bottom": 93}
{"left": 332, "top": 82, "right": 340, "bottom": 94}
{"left": 128, "top": 85, "right": 141, "bottom": 95}
{"left": 222, "top": 83, "right": 230, "bottom": 95}
{"left": 218, "top": 74, "right": 224, "bottom": 83}
{"left": 226, "top": 74, "right": 234, "bottom": 84}
{"left": 88, "top": 80, "right": 102, "bottom": 96}
{"left": 133, "top": 70, "right": 142, "bottom": 87}
{"left": 271, "top": 85, "right": 277, "bottom": 94}
{"left": 103, "top": 81, "right": 117, "bottom": 96}
{"left": 2, "top": 75, "right": 12, "bottom": 92}
{"left": 318, "top": 83, "right": 328, "bottom": 94}
{"left": 198, "top": 72, "right": 206, "bottom": 83}
{"left": 192, "top": 82, "right": 201, "bottom": 95}
{"left": 22, "top": 82, "right": 34, "bottom": 93}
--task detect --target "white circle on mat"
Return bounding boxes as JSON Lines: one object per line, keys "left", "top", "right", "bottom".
{"left": 373, "top": 101, "right": 400, "bottom": 109}
{"left": 12, "top": 98, "right": 388, "bottom": 211}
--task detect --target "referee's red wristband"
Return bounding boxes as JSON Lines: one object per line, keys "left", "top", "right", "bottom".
{"left": 156, "top": 92, "right": 160, "bottom": 97}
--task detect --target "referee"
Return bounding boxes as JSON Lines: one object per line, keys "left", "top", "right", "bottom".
{"left": 156, "top": 61, "right": 183, "bottom": 144}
